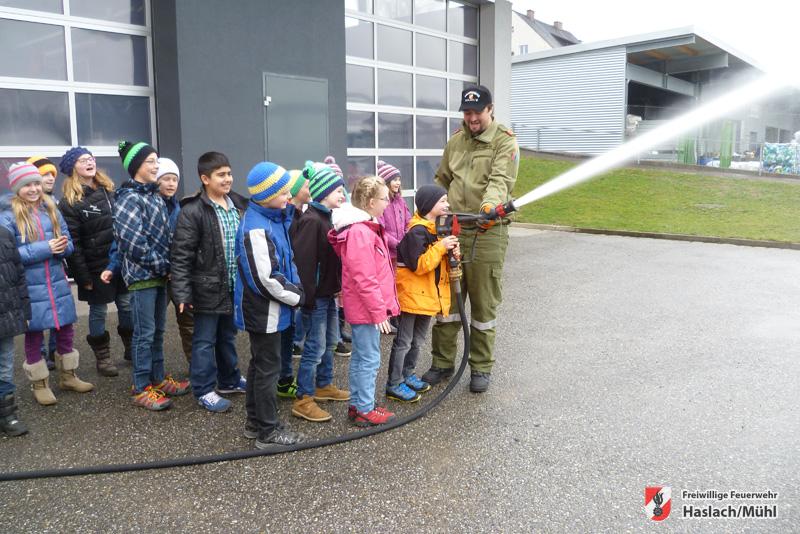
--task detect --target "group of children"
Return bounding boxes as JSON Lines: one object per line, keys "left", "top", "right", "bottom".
{"left": 0, "top": 145, "right": 460, "bottom": 451}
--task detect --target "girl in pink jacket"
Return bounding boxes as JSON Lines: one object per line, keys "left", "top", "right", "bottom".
{"left": 328, "top": 176, "right": 400, "bottom": 427}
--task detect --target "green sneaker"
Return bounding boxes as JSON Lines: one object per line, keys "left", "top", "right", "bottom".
{"left": 277, "top": 378, "right": 297, "bottom": 399}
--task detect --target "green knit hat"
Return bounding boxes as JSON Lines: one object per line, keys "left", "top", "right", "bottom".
{"left": 304, "top": 160, "right": 345, "bottom": 203}
{"left": 118, "top": 140, "right": 156, "bottom": 179}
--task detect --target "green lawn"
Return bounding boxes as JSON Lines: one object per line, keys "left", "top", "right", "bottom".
{"left": 512, "top": 157, "right": 800, "bottom": 243}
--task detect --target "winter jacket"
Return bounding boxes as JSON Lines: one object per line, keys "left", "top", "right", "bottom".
{"left": 58, "top": 184, "right": 122, "bottom": 303}
{"left": 378, "top": 193, "right": 411, "bottom": 259}
{"left": 170, "top": 190, "right": 248, "bottom": 315}
{"left": 290, "top": 202, "right": 341, "bottom": 309}
{"left": 328, "top": 203, "right": 399, "bottom": 325}
{"left": 234, "top": 202, "right": 303, "bottom": 333}
{"left": 395, "top": 213, "right": 452, "bottom": 317}
{"left": 163, "top": 193, "right": 180, "bottom": 232}
{"left": 112, "top": 180, "right": 171, "bottom": 285}
{"left": 0, "top": 199, "right": 77, "bottom": 331}
{"left": 0, "top": 226, "right": 31, "bottom": 338}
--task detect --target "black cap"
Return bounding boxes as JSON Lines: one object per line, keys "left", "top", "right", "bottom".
{"left": 459, "top": 84, "right": 492, "bottom": 111}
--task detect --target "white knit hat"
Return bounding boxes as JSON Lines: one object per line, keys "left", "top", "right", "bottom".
{"left": 156, "top": 157, "right": 180, "bottom": 181}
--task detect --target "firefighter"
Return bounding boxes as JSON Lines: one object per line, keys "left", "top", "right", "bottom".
{"left": 422, "top": 84, "right": 519, "bottom": 393}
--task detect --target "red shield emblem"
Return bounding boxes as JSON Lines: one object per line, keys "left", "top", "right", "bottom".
{"left": 644, "top": 486, "right": 671, "bottom": 521}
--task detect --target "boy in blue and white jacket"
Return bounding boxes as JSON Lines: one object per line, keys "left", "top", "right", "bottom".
{"left": 113, "top": 141, "right": 189, "bottom": 411}
{"left": 234, "top": 162, "right": 305, "bottom": 450}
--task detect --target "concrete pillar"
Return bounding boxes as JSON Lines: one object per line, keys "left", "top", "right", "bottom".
{"left": 479, "top": 0, "right": 513, "bottom": 125}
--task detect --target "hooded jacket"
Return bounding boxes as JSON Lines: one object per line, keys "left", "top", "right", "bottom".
{"left": 290, "top": 202, "right": 341, "bottom": 309}
{"left": 395, "top": 213, "right": 451, "bottom": 317}
{"left": 0, "top": 197, "right": 77, "bottom": 331}
{"left": 377, "top": 193, "right": 411, "bottom": 259}
{"left": 328, "top": 203, "right": 399, "bottom": 325}
{"left": 170, "top": 189, "right": 248, "bottom": 314}
{"left": 234, "top": 202, "right": 303, "bottom": 333}
{"left": 112, "top": 179, "right": 171, "bottom": 285}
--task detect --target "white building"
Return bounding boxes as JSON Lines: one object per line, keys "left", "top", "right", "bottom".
{"left": 511, "top": 9, "right": 579, "bottom": 57}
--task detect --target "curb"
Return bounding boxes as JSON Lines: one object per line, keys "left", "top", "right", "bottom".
{"left": 512, "top": 223, "right": 800, "bottom": 251}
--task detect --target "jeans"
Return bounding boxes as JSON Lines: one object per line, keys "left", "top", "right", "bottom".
{"left": 387, "top": 312, "right": 431, "bottom": 386}
{"left": 130, "top": 286, "right": 167, "bottom": 393}
{"left": 349, "top": 323, "right": 382, "bottom": 413}
{"left": 190, "top": 311, "right": 241, "bottom": 398}
{"left": 39, "top": 329, "right": 56, "bottom": 359}
{"left": 245, "top": 331, "right": 281, "bottom": 438}
{"left": 0, "top": 336, "right": 14, "bottom": 397}
{"left": 88, "top": 292, "right": 133, "bottom": 337}
{"left": 292, "top": 308, "right": 305, "bottom": 348}
{"left": 25, "top": 325, "right": 74, "bottom": 364}
{"left": 296, "top": 297, "right": 338, "bottom": 398}
{"left": 279, "top": 319, "right": 295, "bottom": 380}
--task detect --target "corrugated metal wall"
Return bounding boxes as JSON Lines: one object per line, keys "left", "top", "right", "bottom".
{"left": 511, "top": 47, "right": 627, "bottom": 155}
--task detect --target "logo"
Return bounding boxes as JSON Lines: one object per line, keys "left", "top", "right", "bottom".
{"left": 645, "top": 486, "right": 672, "bottom": 521}
{"left": 463, "top": 90, "right": 481, "bottom": 102}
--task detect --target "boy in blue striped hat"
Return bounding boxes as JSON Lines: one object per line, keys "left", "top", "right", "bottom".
{"left": 234, "top": 161, "right": 306, "bottom": 449}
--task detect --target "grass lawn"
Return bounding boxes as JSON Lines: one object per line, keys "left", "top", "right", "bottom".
{"left": 512, "top": 157, "right": 800, "bottom": 243}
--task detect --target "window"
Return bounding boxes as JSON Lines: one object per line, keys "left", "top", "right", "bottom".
{"left": 0, "top": 19, "right": 66, "bottom": 80}
{"left": 0, "top": 89, "right": 70, "bottom": 145}
{"left": 519, "top": 44, "right": 528, "bottom": 55}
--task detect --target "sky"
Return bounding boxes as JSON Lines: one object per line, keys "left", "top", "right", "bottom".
{"left": 511, "top": 0, "right": 799, "bottom": 73}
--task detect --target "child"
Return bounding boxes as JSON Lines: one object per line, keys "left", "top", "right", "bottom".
{"left": 114, "top": 140, "right": 189, "bottom": 411}
{"left": 58, "top": 146, "right": 132, "bottom": 378}
{"left": 386, "top": 185, "right": 459, "bottom": 402}
{"left": 276, "top": 169, "right": 309, "bottom": 399}
{"left": 235, "top": 161, "right": 306, "bottom": 449}
{"left": 328, "top": 176, "right": 399, "bottom": 426}
{"left": 377, "top": 160, "right": 410, "bottom": 334}
{"left": 290, "top": 162, "right": 349, "bottom": 423}
{"left": 171, "top": 152, "right": 248, "bottom": 412}
{"left": 0, "top": 224, "right": 31, "bottom": 436}
{"left": 26, "top": 156, "right": 59, "bottom": 369}
{"left": 0, "top": 162, "right": 93, "bottom": 406}
{"left": 157, "top": 157, "right": 194, "bottom": 366}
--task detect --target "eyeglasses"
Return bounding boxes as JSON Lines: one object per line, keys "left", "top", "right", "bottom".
{"left": 143, "top": 158, "right": 159, "bottom": 165}
{"left": 76, "top": 156, "right": 95, "bottom": 164}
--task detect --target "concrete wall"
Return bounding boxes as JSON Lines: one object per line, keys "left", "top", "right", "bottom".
{"left": 152, "top": 0, "right": 347, "bottom": 196}
{"left": 479, "top": 0, "right": 513, "bottom": 126}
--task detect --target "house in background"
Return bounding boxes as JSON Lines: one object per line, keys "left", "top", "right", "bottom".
{"left": 511, "top": 9, "right": 580, "bottom": 56}
{"left": 510, "top": 26, "right": 800, "bottom": 160}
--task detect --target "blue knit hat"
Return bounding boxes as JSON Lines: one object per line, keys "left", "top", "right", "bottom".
{"left": 304, "top": 161, "right": 345, "bottom": 203}
{"left": 247, "top": 161, "right": 292, "bottom": 204}
{"left": 59, "top": 146, "right": 92, "bottom": 176}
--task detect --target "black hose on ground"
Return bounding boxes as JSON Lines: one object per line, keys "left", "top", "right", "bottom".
{"left": 0, "top": 288, "right": 470, "bottom": 482}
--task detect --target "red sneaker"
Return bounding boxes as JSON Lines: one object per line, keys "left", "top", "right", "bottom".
{"left": 131, "top": 385, "right": 172, "bottom": 411}
{"left": 350, "top": 406, "right": 396, "bottom": 427}
{"left": 155, "top": 375, "right": 190, "bottom": 396}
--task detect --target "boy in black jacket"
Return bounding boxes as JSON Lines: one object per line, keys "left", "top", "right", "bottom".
{"left": 170, "top": 152, "right": 248, "bottom": 413}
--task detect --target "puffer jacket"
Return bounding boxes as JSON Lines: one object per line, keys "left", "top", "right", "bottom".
{"left": 328, "top": 203, "right": 399, "bottom": 325}
{"left": 0, "top": 226, "right": 31, "bottom": 338}
{"left": 395, "top": 213, "right": 451, "bottom": 317}
{"left": 234, "top": 202, "right": 303, "bottom": 333}
{"left": 0, "top": 198, "right": 77, "bottom": 331}
{"left": 57, "top": 184, "right": 115, "bottom": 284}
{"left": 170, "top": 190, "right": 248, "bottom": 314}
{"left": 112, "top": 180, "right": 171, "bottom": 285}
{"left": 378, "top": 193, "right": 410, "bottom": 259}
{"left": 290, "top": 202, "right": 341, "bottom": 309}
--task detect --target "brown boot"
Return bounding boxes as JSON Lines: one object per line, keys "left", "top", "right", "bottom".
{"left": 292, "top": 395, "right": 332, "bottom": 422}
{"left": 314, "top": 384, "right": 350, "bottom": 402}
{"left": 117, "top": 325, "right": 133, "bottom": 361}
{"left": 55, "top": 350, "right": 94, "bottom": 393}
{"left": 23, "top": 359, "right": 57, "bottom": 405}
{"left": 87, "top": 331, "right": 118, "bottom": 377}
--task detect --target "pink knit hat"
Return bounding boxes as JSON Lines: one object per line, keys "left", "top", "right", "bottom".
{"left": 377, "top": 160, "right": 400, "bottom": 182}
{"left": 323, "top": 156, "right": 343, "bottom": 178}
{"left": 7, "top": 162, "right": 42, "bottom": 193}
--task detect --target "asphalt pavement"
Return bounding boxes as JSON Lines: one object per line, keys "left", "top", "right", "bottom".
{"left": 0, "top": 228, "right": 797, "bottom": 532}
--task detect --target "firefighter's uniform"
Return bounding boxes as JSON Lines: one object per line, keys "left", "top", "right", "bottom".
{"left": 431, "top": 118, "right": 519, "bottom": 373}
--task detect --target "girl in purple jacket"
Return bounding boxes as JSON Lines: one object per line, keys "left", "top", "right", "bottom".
{"left": 328, "top": 176, "right": 400, "bottom": 427}
{"left": 376, "top": 160, "right": 411, "bottom": 261}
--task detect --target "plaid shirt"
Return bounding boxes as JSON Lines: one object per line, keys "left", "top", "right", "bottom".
{"left": 213, "top": 197, "right": 240, "bottom": 289}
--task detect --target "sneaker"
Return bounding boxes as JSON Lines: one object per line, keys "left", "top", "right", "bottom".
{"left": 350, "top": 406, "right": 397, "bottom": 427}
{"left": 155, "top": 375, "right": 190, "bottom": 396}
{"left": 243, "top": 422, "right": 259, "bottom": 439}
{"left": 277, "top": 377, "right": 297, "bottom": 399}
{"left": 385, "top": 383, "right": 421, "bottom": 403}
{"left": 314, "top": 383, "right": 350, "bottom": 402}
{"left": 334, "top": 341, "right": 351, "bottom": 357}
{"left": 255, "top": 426, "right": 307, "bottom": 450}
{"left": 421, "top": 366, "right": 454, "bottom": 385}
{"left": 197, "top": 391, "right": 231, "bottom": 412}
{"left": 292, "top": 344, "right": 302, "bottom": 359}
{"left": 469, "top": 371, "right": 491, "bottom": 393}
{"left": 217, "top": 376, "right": 247, "bottom": 394}
{"left": 292, "top": 395, "right": 332, "bottom": 422}
{"left": 404, "top": 374, "right": 431, "bottom": 393}
{"left": 131, "top": 385, "right": 172, "bottom": 411}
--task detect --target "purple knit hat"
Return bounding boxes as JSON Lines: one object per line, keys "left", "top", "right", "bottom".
{"left": 59, "top": 146, "right": 92, "bottom": 176}
{"left": 377, "top": 160, "right": 400, "bottom": 183}
{"left": 323, "top": 156, "right": 343, "bottom": 178}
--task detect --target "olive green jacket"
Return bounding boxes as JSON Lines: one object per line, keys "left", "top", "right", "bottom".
{"left": 434, "top": 119, "right": 519, "bottom": 220}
